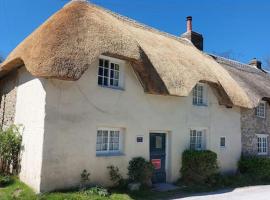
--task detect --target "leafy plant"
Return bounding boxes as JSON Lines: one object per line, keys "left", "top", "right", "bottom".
{"left": 0, "top": 125, "right": 22, "bottom": 175}
{"left": 0, "top": 174, "right": 13, "bottom": 187}
{"left": 128, "top": 157, "right": 154, "bottom": 185}
{"left": 180, "top": 150, "right": 219, "bottom": 186}
{"left": 238, "top": 156, "right": 270, "bottom": 181}
{"left": 80, "top": 169, "right": 90, "bottom": 190}
{"left": 107, "top": 165, "right": 123, "bottom": 185}
{"left": 83, "top": 186, "right": 109, "bottom": 197}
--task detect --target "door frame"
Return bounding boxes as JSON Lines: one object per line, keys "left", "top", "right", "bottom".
{"left": 149, "top": 130, "right": 170, "bottom": 183}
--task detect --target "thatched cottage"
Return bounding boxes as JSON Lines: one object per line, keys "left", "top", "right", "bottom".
{"left": 0, "top": 0, "right": 269, "bottom": 193}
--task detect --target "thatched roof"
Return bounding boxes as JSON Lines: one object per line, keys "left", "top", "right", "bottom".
{"left": 0, "top": 1, "right": 252, "bottom": 108}
{"left": 211, "top": 55, "right": 270, "bottom": 107}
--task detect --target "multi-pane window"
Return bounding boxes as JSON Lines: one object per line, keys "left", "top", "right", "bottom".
{"left": 190, "top": 130, "right": 205, "bottom": 150}
{"left": 98, "top": 58, "right": 120, "bottom": 88}
{"left": 193, "top": 84, "right": 205, "bottom": 105}
{"left": 220, "top": 137, "right": 226, "bottom": 148}
{"left": 257, "top": 135, "right": 268, "bottom": 155}
{"left": 256, "top": 101, "right": 266, "bottom": 118}
{"left": 96, "top": 128, "right": 121, "bottom": 153}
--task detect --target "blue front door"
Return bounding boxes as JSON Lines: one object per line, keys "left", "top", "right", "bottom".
{"left": 150, "top": 133, "right": 166, "bottom": 183}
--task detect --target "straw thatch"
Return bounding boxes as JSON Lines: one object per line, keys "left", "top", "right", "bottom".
{"left": 0, "top": 1, "right": 252, "bottom": 108}
{"left": 212, "top": 55, "right": 270, "bottom": 107}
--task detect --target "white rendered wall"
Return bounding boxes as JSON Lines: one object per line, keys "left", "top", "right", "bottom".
{"left": 38, "top": 58, "right": 241, "bottom": 192}
{"left": 14, "top": 67, "right": 46, "bottom": 193}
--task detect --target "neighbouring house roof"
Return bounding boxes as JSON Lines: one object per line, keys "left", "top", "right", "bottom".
{"left": 211, "top": 54, "right": 270, "bottom": 107}
{"left": 0, "top": 1, "right": 253, "bottom": 108}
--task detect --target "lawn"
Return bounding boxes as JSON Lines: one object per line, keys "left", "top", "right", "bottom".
{"left": 1, "top": 175, "right": 268, "bottom": 200}
{"left": 0, "top": 179, "right": 133, "bottom": 200}
{"left": 0, "top": 178, "right": 183, "bottom": 200}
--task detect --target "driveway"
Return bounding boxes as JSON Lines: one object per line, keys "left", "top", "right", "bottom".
{"left": 173, "top": 185, "right": 270, "bottom": 200}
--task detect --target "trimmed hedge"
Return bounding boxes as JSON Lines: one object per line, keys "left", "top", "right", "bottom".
{"left": 238, "top": 156, "right": 270, "bottom": 181}
{"left": 181, "top": 150, "right": 219, "bottom": 185}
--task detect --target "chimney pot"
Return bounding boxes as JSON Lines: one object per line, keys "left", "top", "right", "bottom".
{"left": 186, "top": 16, "right": 192, "bottom": 32}
{"left": 249, "top": 58, "right": 262, "bottom": 69}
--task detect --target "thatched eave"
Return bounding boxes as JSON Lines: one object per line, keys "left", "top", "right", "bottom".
{"left": 0, "top": 1, "right": 253, "bottom": 108}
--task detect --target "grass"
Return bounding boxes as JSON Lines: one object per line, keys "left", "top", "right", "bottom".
{"left": 1, "top": 175, "right": 269, "bottom": 200}
{"left": 0, "top": 178, "right": 183, "bottom": 200}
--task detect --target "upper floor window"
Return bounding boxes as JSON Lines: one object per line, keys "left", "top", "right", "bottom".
{"left": 192, "top": 83, "right": 207, "bottom": 106}
{"left": 256, "top": 101, "right": 266, "bottom": 118}
{"left": 96, "top": 127, "right": 123, "bottom": 155}
{"left": 257, "top": 134, "right": 268, "bottom": 155}
{"left": 190, "top": 129, "right": 206, "bottom": 150}
{"left": 98, "top": 56, "right": 123, "bottom": 89}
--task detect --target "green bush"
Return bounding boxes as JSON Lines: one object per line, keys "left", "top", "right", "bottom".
{"left": 80, "top": 169, "right": 90, "bottom": 190}
{"left": 107, "top": 165, "right": 127, "bottom": 189}
{"left": 238, "top": 156, "right": 270, "bottom": 181}
{"left": 0, "top": 125, "right": 22, "bottom": 175}
{"left": 181, "top": 150, "right": 219, "bottom": 185}
{"left": 128, "top": 157, "right": 154, "bottom": 185}
{"left": 0, "top": 174, "right": 13, "bottom": 187}
{"left": 83, "top": 186, "right": 109, "bottom": 197}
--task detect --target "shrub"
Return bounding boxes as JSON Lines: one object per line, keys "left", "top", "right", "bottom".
{"left": 128, "top": 157, "right": 154, "bottom": 185}
{"left": 80, "top": 169, "right": 90, "bottom": 190}
{"left": 0, "top": 125, "right": 22, "bottom": 175}
{"left": 83, "top": 186, "right": 109, "bottom": 197}
{"left": 107, "top": 165, "right": 126, "bottom": 187}
{"left": 181, "top": 150, "right": 219, "bottom": 186}
{"left": 0, "top": 174, "right": 13, "bottom": 187}
{"left": 238, "top": 156, "right": 270, "bottom": 181}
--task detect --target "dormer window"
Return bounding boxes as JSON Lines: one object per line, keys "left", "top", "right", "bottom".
{"left": 256, "top": 101, "right": 266, "bottom": 118}
{"left": 192, "top": 83, "right": 207, "bottom": 106}
{"left": 98, "top": 56, "right": 124, "bottom": 89}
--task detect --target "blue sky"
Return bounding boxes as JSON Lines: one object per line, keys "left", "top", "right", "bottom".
{"left": 0, "top": 0, "right": 270, "bottom": 68}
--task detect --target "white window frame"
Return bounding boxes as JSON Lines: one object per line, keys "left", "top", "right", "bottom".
{"left": 98, "top": 55, "right": 124, "bottom": 89}
{"left": 257, "top": 134, "right": 268, "bottom": 155}
{"left": 96, "top": 127, "right": 123, "bottom": 155}
{"left": 192, "top": 83, "right": 207, "bottom": 106}
{"left": 190, "top": 129, "right": 206, "bottom": 150}
{"left": 256, "top": 101, "right": 266, "bottom": 118}
{"left": 220, "top": 136, "right": 226, "bottom": 149}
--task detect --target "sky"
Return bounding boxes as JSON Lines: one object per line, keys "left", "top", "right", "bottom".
{"left": 0, "top": 0, "right": 270, "bottom": 68}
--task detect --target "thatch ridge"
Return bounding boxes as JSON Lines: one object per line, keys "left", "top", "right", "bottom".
{"left": 0, "top": 1, "right": 252, "bottom": 108}
{"left": 211, "top": 54, "right": 270, "bottom": 107}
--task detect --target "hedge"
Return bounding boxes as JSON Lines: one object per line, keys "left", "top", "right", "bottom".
{"left": 238, "top": 156, "right": 270, "bottom": 181}
{"left": 181, "top": 150, "right": 219, "bottom": 185}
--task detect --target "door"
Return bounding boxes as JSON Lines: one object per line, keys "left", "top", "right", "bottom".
{"left": 150, "top": 133, "right": 166, "bottom": 183}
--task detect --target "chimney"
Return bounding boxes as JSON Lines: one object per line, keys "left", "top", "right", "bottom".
{"left": 181, "top": 16, "right": 203, "bottom": 51}
{"left": 186, "top": 16, "right": 192, "bottom": 32}
{"left": 249, "top": 58, "right": 262, "bottom": 69}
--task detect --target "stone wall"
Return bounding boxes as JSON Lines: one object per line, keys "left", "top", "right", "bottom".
{"left": 0, "top": 71, "right": 18, "bottom": 130}
{"left": 241, "top": 103, "right": 270, "bottom": 156}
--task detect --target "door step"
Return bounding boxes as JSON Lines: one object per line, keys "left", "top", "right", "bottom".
{"left": 153, "top": 183, "right": 179, "bottom": 192}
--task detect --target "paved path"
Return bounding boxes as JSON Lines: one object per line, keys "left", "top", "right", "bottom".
{"left": 174, "top": 185, "right": 270, "bottom": 200}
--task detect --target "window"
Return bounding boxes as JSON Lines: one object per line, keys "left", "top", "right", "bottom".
{"left": 98, "top": 58, "right": 121, "bottom": 88}
{"left": 220, "top": 137, "right": 226, "bottom": 148}
{"left": 256, "top": 101, "right": 266, "bottom": 118}
{"left": 96, "top": 128, "right": 123, "bottom": 154}
{"left": 193, "top": 84, "right": 207, "bottom": 106}
{"left": 257, "top": 134, "right": 268, "bottom": 155}
{"left": 190, "top": 129, "right": 206, "bottom": 150}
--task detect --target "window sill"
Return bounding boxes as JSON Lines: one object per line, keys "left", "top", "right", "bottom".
{"left": 258, "top": 153, "right": 268, "bottom": 156}
{"left": 192, "top": 103, "right": 208, "bottom": 107}
{"left": 98, "top": 85, "right": 125, "bottom": 91}
{"left": 96, "top": 152, "right": 125, "bottom": 157}
{"left": 256, "top": 116, "right": 266, "bottom": 119}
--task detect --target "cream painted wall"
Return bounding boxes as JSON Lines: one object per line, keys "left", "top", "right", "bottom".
{"left": 34, "top": 57, "right": 242, "bottom": 192}
{"left": 14, "top": 68, "right": 46, "bottom": 193}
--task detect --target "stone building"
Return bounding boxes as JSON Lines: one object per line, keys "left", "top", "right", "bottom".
{"left": 0, "top": 0, "right": 269, "bottom": 193}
